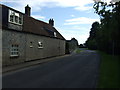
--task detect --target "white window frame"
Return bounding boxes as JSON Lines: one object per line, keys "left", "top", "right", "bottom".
{"left": 10, "top": 45, "right": 19, "bottom": 57}
{"left": 38, "top": 41, "right": 43, "bottom": 49}
{"left": 9, "top": 9, "right": 23, "bottom": 25}
{"left": 54, "top": 32, "right": 57, "bottom": 37}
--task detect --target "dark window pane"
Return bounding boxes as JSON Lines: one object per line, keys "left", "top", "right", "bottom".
{"left": 10, "top": 15, "right": 14, "bottom": 22}
{"left": 15, "top": 16, "right": 18, "bottom": 23}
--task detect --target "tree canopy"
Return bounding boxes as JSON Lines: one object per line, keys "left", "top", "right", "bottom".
{"left": 85, "top": 1, "right": 120, "bottom": 55}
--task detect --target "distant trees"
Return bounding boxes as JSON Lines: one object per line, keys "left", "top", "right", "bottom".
{"left": 85, "top": 1, "right": 120, "bottom": 55}
{"left": 85, "top": 22, "right": 99, "bottom": 50}
{"left": 79, "top": 44, "right": 84, "bottom": 48}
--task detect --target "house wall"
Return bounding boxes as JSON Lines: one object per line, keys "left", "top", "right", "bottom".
{"left": 2, "top": 30, "right": 26, "bottom": 66}
{"left": 2, "top": 30, "right": 65, "bottom": 66}
{"left": 25, "top": 33, "right": 65, "bottom": 61}
{"left": 0, "top": 29, "right": 2, "bottom": 74}
{"left": 0, "top": 5, "right": 2, "bottom": 75}
{"left": 1, "top": 4, "right": 66, "bottom": 66}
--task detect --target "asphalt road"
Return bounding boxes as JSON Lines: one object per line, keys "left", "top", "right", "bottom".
{"left": 2, "top": 49, "right": 100, "bottom": 88}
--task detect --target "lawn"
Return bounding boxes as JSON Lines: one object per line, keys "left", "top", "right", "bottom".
{"left": 98, "top": 51, "right": 120, "bottom": 88}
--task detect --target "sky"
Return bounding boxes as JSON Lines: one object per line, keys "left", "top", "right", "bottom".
{"left": 0, "top": 0, "right": 103, "bottom": 44}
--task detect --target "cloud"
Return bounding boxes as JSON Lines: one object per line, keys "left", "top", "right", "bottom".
{"left": 59, "top": 29, "right": 89, "bottom": 44}
{"left": 0, "top": 0, "right": 97, "bottom": 44}
{"left": 70, "top": 26, "right": 89, "bottom": 32}
{"left": 1, "top": 0, "right": 94, "bottom": 12}
{"left": 64, "top": 17, "right": 99, "bottom": 25}
{"left": 57, "top": 26, "right": 90, "bottom": 44}
{"left": 112, "top": 0, "right": 120, "bottom": 3}
{"left": 74, "top": 6, "right": 93, "bottom": 11}
{"left": 71, "top": 15, "right": 75, "bottom": 17}
{"left": 32, "top": 15, "right": 46, "bottom": 20}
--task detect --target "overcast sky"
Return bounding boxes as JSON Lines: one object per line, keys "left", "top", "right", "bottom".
{"left": 0, "top": 0, "right": 102, "bottom": 44}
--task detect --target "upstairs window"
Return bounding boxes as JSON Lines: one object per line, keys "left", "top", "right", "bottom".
{"left": 15, "top": 16, "right": 18, "bottom": 23}
{"left": 19, "top": 15, "right": 22, "bottom": 24}
{"left": 9, "top": 9, "right": 23, "bottom": 25}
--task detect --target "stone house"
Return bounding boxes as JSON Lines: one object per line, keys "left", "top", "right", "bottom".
{"left": 0, "top": 4, "right": 66, "bottom": 66}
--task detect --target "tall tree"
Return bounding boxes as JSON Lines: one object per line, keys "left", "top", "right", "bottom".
{"left": 85, "top": 21, "right": 99, "bottom": 50}
{"left": 91, "top": 1, "right": 120, "bottom": 54}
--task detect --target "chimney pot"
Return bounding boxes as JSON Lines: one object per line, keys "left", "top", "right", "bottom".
{"left": 25, "top": 5, "right": 31, "bottom": 16}
{"left": 49, "top": 18, "right": 54, "bottom": 27}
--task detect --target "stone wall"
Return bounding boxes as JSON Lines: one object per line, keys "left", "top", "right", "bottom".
{"left": 8, "top": 23, "right": 22, "bottom": 31}
{"left": 2, "top": 30, "right": 65, "bottom": 66}
{"left": 0, "top": 29, "right": 2, "bottom": 72}
{"left": 2, "top": 30, "right": 26, "bottom": 66}
{"left": 25, "top": 33, "right": 65, "bottom": 61}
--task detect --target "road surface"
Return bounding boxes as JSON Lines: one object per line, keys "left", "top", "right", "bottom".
{"left": 2, "top": 49, "right": 100, "bottom": 88}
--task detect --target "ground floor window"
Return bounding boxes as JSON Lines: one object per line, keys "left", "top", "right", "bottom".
{"left": 10, "top": 44, "right": 19, "bottom": 57}
{"left": 30, "top": 42, "right": 33, "bottom": 48}
{"left": 38, "top": 41, "right": 43, "bottom": 48}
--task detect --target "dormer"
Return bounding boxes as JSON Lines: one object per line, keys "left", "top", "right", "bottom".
{"left": 8, "top": 9, "right": 23, "bottom": 31}
{"left": 9, "top": 9, "right": 23, "bottom": 25}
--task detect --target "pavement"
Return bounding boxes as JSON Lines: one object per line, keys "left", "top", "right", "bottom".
{"left": 2, "top": 54, "right": 70, "bottom": 74}
{"left": 2, "top": 49, "right": 100, "bottom": 88}
{"left": 3, "top": 48, "right": 81, "bottom": 74}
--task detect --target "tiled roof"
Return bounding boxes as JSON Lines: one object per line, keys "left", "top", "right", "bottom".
{"left": 23, "top": 15, "right": 65, "bottom": 40}
{"left": 1, "top": 4, "right": 65, "bottom": 40}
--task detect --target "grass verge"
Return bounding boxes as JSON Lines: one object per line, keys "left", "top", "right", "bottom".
{"left": 98, "top": 51, "right": 120, "bottom": 88}
{"left": 76, "top": 49, "right": 82, "bottom": 53}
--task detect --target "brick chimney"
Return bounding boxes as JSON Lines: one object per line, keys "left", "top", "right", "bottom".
{"left": 49, "top": 19, "right": 54, "bottom": 27}
{"left": 25, "top": 5, "right": 31, "bottom": 16}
